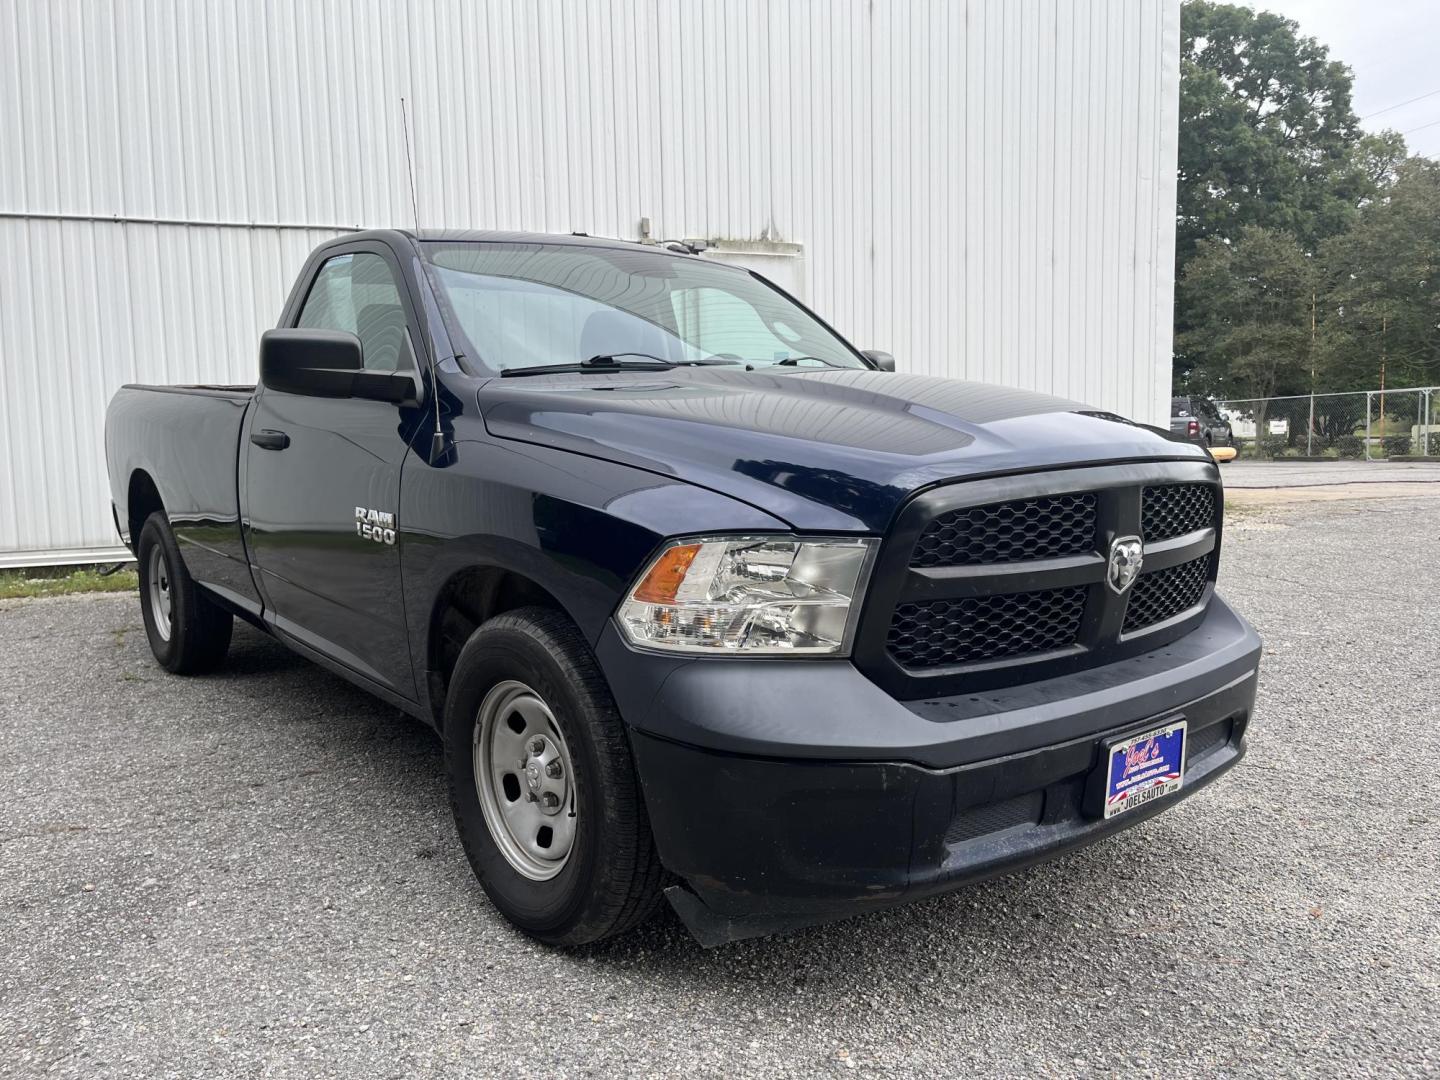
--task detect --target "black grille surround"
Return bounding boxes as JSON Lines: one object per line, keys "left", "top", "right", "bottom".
{"left": 853, "top": 461, "right": 1222, "bottom": 701}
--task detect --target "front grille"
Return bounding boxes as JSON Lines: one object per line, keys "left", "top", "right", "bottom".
{"left": 1123, "top": 554, "right": 1212, "bottom": 632}
{"left": 911, "top": 492, "right": 1097, "bottom": 568}
{"left": 1141, "top": 483, "right": 1215, "bottom": 542}
{"left": 859, "top": 465, "right": 1222, "bottom": 698}
{"left": 887, "top": 587, "right": 1086, "bottom": 669}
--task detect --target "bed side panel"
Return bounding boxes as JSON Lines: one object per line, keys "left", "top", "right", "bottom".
{"left": 105, "top": 385, "right": 261, "bottom": 614}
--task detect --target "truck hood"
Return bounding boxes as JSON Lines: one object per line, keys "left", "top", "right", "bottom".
{"left": 478, "top": 368, "right": 1205, "bottom": 532}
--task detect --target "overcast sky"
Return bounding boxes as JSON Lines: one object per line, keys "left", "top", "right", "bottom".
{"left": 1251, "top": 0, "right": 1440, "bottom": 158}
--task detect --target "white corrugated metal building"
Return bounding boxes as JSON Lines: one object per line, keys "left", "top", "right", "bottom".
{"left": 0, "top": 0, "right": 1181, "bottom": 566}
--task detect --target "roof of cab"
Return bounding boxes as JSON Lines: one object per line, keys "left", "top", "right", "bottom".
{"left": 313, "top": 227, "right": 716, "bottom": 264}
{"left": 404, "top": 228, "right": 710, "bottom": 256}
{"left": 409, "top": 228, "right": 633, "bottom": 247}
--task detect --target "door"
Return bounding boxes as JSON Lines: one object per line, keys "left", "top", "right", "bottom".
{"left": 244, "top": 245, "right": 424, "bottom": 697}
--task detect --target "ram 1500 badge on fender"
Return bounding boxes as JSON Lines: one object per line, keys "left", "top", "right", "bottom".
{"left": 105, "top": 231, "right": 1261, "bottom": 946}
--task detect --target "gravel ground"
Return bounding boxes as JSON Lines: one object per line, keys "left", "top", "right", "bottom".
{"left": 2, "top": 495, "right": 1437, "bottom": 1079}
{"left": 1221, "top": 459, "right": 1440, "bottom": 488}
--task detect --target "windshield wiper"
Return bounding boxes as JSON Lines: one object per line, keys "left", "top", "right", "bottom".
{"left": 500, "top": 352, "right": 741, "bottom": 378}
{"left": 774, "top": 355, "right": 847, "bottom": 369}
{"left": 590, "top": 352, "right": 742, "bottom": 367}
{"left": 501, "top": 355, "right": 672, "bottom": 378}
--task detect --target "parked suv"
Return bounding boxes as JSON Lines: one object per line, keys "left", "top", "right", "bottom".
{"left": 1171, "top": 396, "right": 1233, "bottom": 447}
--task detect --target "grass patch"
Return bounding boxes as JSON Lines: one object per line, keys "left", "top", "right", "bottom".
{"left": 0, "top": 563, "right": 138, "bottom": 599}
{"left": 1221, "top": 498, "right": 1272, "bottom": 519}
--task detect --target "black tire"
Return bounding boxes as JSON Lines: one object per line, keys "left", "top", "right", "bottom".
{"left": 443, "top": 606, "right": 665, "bottom": 946}
{"left": 136, "top": 512, "right": 233, "bottom": 674}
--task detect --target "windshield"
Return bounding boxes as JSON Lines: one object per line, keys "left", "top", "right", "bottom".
{"left": 422, "top": 242, "right": 865, "bottom": 373}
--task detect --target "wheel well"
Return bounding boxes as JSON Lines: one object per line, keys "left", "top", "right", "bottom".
{"left": 427, "top": 567, "right": 566, "bottom": 724}
{"left": 126, "top": 470, "right": 164, "bottom": 552}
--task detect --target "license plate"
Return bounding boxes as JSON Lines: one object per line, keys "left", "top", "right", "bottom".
{"left": 1103, "top": 719, "right": 1187, "bottom": 820}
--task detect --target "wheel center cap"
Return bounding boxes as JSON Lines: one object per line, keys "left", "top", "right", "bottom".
{"left": 525, "top": 762, "right": 542, "bottom": 791}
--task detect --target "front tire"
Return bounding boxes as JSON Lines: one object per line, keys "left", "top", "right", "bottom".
{"left": 443, "top": 607, "right": 665, "bottom": 945}
{"left": 136, "top": 512, "right": 232, "bottom": 674}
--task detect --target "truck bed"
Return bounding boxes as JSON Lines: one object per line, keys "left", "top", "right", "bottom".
{"left": 105, "top": 383, "right": 260, "bottom": 613}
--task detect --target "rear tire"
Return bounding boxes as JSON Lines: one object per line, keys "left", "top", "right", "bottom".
{"left": 443, "top": 607, "right": 665, "bottom": 946}
{"left": 136, "top": 512, "right": 232, "bottom": 674}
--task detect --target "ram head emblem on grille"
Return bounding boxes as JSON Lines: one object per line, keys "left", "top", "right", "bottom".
{"left": 1107, "top": 536, "right": 1144, "bottom": 594}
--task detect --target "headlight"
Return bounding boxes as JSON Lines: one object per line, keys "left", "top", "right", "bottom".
{"left": 617, "top": 535, "right": 877, "bottom": 655}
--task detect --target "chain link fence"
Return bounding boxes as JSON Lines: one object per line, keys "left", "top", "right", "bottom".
{"left": 1213, "top": 387, "right": 1440, "bottom": 461}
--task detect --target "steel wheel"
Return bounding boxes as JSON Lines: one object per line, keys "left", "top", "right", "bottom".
{"left": 472, "top": 679, "right": 577, "bottom": 881}
{"left": 445, "top": 608, "right": 665, "bottom": 944}
{"left": 146, "top": 543, "right": 173, "bottom": 642}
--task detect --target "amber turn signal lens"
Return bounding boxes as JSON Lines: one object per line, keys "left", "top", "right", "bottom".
{"left": 631, "top": 542, "right": 702, "bottom": 603}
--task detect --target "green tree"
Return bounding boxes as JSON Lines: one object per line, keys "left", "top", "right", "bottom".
{"left": 1174, "top": 2, "right": 1409, "bottom": 393}
{"left": 1178, "top": 226, "right": 1317, "bottom": 408}
{"left": 1178, "top": 2, "right": 1370, "bottom": 260}
{"left": 1349, "top": 130, "right": 1410, "bottom": 196}
{"left": 1318, "top": 159, "right": 1440, "bottom": 391}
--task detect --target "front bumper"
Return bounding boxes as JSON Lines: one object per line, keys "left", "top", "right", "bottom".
{"left": 597, "top": 596, "right": 1261, "bottom": 944}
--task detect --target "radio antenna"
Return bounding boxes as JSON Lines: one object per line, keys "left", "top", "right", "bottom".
{"left": 400, "top": 96, "right": 446, "bottom": 461}
{"left": 401, "top": 96, "right": 422, "bottom": 234}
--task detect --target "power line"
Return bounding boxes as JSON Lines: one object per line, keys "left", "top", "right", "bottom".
{"left": 1400, "top": 117, "right": 1440, "bottom": 136}
{"left": 1362, "top": 87, "right": 1440, "bottom": 120}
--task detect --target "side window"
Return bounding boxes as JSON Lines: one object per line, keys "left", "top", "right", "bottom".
{"left": 297, "top": 252, "right": 413, "bottom": 372}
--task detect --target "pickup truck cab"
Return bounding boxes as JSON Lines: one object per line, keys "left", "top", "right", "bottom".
{"left": 105, "top": 230, "right": 1261, "bottom": 946}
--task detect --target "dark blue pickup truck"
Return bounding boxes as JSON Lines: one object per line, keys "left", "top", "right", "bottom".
{"left": 105, "top": 230, "right": 1261, "bottom": 946}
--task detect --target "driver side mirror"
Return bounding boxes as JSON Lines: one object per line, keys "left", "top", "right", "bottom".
{"left": 260, "top": 329, "right": 418, "bottom": 405}
{"left": 862, "top": 349, "right": 896, "bottom": 372}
